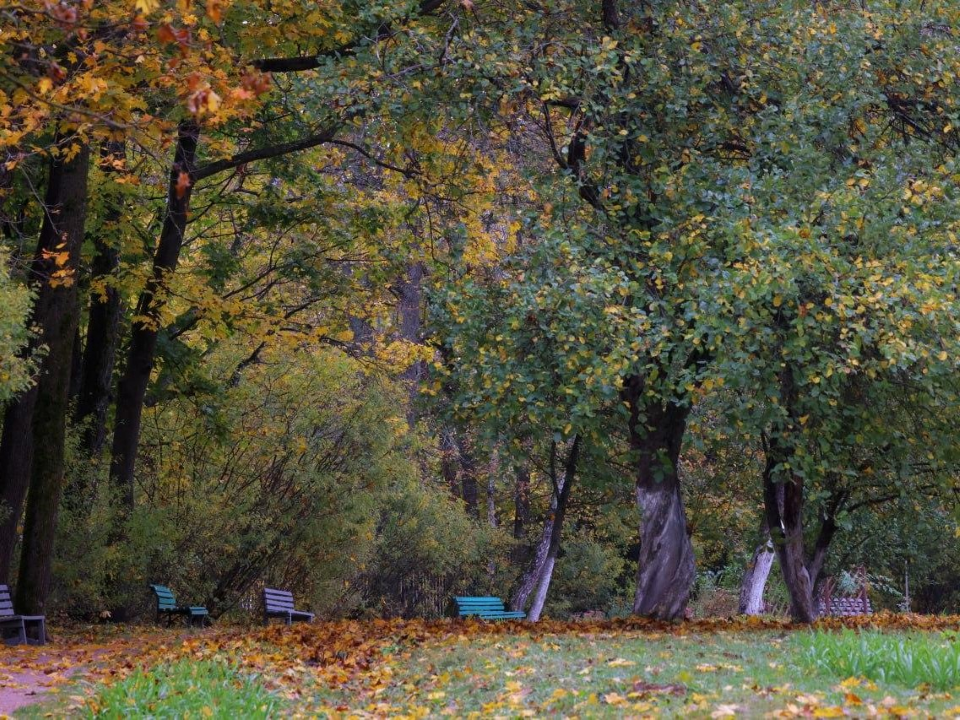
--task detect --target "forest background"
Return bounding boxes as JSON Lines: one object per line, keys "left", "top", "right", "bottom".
{"left": 0, "top": 0, "right": 958, "bottom": 626}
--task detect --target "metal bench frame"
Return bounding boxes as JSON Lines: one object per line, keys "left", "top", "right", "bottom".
{"left": 451, "top": 596, "right": 526, "bottom": 621}
{"left": 0, "top": 584, "right": 46, "bottom": 645}
{"left": 150, "top": 584, "right": 210, "bottom": 627}
{"left": 263, "top": 587, "right": 314, "bottom": 625}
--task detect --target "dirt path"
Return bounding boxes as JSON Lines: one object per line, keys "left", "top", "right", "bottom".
{"left": 0, "top": 664, "right": 76, "bottom": 716}
{"left": 0, "top": 627, "right": 190, "bottom": 716}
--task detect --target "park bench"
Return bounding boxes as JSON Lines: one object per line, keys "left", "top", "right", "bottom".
{"left": 263, "top": 587, "right": 314, "bottom": 625}
{"left": 149, "top": 584, "right": 210, "bottom": 626}
{"left": 0, "top": 584, "right": 46, "bottom": 645}
{"left": 817, "top": 571, "right": 873, "bottom": 617}
{"left": 451, "top": 596, "right": 526, "bottom": 620}
{"left": 818, "top": 596, "right": 873, "bottom": 617}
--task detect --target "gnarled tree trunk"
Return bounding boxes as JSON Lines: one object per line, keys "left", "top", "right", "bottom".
{"left": 763, "top": 443, "right": 816, "bottom": 623}
{"left": 739, "top": 525, "right": 774, "bottom": 615}
{"left": 624, "top": 376, "right": 695, "bottom": 620}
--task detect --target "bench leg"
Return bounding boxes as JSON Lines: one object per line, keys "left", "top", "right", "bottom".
{"left": 18, "top": 620, "right": 26, "bottom": 646}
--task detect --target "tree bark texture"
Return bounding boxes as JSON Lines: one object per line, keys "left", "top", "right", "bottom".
{"left": 15, "top": 141, "right": 91, "bottom": 614}
{"left": 510, "top": 437, "right": 579, "bottom": 617}
{"left": 527, "top": 555, "right": 556, "bottom": 622}
{"left": 397, "top": 261, "right": 426, "bottom": 427}
{"left": 109, "top": 123, "right": 199, "bottom": 509}
{"left": 623, "top": 376, "right": 696, "bottom": 620}
{"left": 75, "top": 141, "right": 125, "bottom": 458}
{"left": 738, "top": 527, "right": 774, "bottom": 615}
{"left": 762, "top": 446, "right": 817, "bottom": 623}
{"left": 513, "top": 464, "right": 530, "bottom": 541}
{"left": 0, "top": 395, "right": 37, "bottom": 582}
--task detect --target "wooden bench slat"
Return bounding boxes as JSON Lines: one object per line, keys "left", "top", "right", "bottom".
{"left": 452, "top": 596, "right": 525, "bottom": 621}
{"left": 262, "top": 588, "right": 312, "bottom": 625}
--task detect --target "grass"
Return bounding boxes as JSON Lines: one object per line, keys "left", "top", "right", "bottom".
{"left": 302, "top": 627, "right": 960, "bottom": 716}
{"left": 15, "top": 619, "right": 960, "bottom": 718}
{"left": 798, "top": 629, "right": 960, "bottom": 691}
{"left": 76, "top": 659, "right": 281, "bottom": 718}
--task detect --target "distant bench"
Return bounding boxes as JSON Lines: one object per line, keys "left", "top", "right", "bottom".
{"left": 150, "top": 584, "right": 210, "bottom": 627}
{"left": 263, "top": 587, "right": 314, "bottom": 625}
{"left": 818, "top": 596, "right": 873, "bottom": 617}
{"left": 451, "top": 596, "right": 526, "bottom": 621}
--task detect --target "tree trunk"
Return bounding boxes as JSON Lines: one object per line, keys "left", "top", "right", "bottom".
{"left": 109, "top": 123, "right": 199, "bottom": 509}
{"left": 527, "top": 555, "right": 556, "bottom": 622}
{"left": 739, "top": 526, "right": 774, "bottom": 615}
{"left": 0, "top": 396, "right": 37, "bottom": 582}
{"left": 397, "top": 261, "right": 426, "bottom": 427}
{"left": 806, "top": 515, "right": 838, "bottom": 591}
{"left": 15, "top": 141, "right": 91, "bottom": 614}
{"left": 510, "top": 437, "right": 578, "bottom": 616}
{"left": 512, "top": 463, "right": 530, "bottom": 567}
{"left": 75, "top": 141, "right": 125, "bottom": 458}
{"left": 510, "top": 500, "right": 553, "bottom": 611}
{"left": 762, "top": 450, "right": 816, "bottom": 623}
{"left": 623, "top": 376, "right": 695, "bottom": 620}
{"left": 455, "top": 433, "right": 479, "bottom": 519}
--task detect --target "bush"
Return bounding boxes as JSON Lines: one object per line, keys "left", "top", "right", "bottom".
{"left": 545, "top": 538, "right": 629, "bottom": 618}
{"left": 52, "top": 346, "right": 426, "bottom": 619}
{"left": 356, "top": 480, "right": 506, "bottom": 618}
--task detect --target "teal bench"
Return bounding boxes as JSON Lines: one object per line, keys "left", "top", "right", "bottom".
{"left": 150, "top": 584, "right": 210, "bottom": 627}
{"left": 452, "top": 596, "right": 526, "bottom": 620}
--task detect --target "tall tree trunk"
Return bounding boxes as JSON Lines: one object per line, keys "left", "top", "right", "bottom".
{"left": 75, "top": 141, "right": 125, "bottom": 458}
{"left": 510, "top": 498, "right": 553, "bottom": 611}
{"left": 397, "top": 261, "right": 426, "bottom": 427}
{"left": 762, "top": 447, "right": 816, "bottom": 623}
{"left": 510, "top": 437, "right": 579, "bottom": 616}
{"left": 0, "top": 396, "right": 37, "bottom": 582}
{"left": 762, "top": 364, "right": 817, "bottom": 623}
{"left": 15, "top": 141, "right": 91, "bottom": 614}
{"left": 513, "top": 464, "right": 530, "bottom": 539}
{"left": 623, "top": 376, "right": 695, "bottom": 620}
{"left": 109, "top": 123, "right": 199, "bottom": 509}
{"left": 739, "top": 524, "right": 774, "bottom": 615}
{"left": 455, "top": 433, "right": 479, "bottom": 519}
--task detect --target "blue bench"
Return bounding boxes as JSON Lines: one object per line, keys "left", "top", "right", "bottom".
{"left": 150, "top": 584, "right": 210, "bottom": 627}
{"left": 452, "top": 596, "right": 526, "bottom": 620}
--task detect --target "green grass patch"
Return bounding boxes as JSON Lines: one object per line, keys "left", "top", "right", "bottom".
{"left": 798, "top": 629, "right": 960, "bottom": 690}
{"left": 79, "top": 659, "right": 282, "bottom": 718}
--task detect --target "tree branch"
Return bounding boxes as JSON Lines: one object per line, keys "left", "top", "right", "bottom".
{"left": 193, "top": 125, "right": 340, "bottom": 181}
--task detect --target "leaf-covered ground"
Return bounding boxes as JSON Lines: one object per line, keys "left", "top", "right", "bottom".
{"left": 5, "top": 614, "right": 960, "bottom": 718}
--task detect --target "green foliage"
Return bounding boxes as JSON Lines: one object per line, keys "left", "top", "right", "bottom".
{"left": 799, "top": 630, "right": 960, "bottom": 690}
{"left": 81, "top": 659, "right": 281, "bottom": 718}
{"left": 545, "top": 537, "right": 629, "bottom": 618}
{"left": 358, "top": 479, "right": 508, "bottom": 618}
{"left": 54, "top": 346, "right": 422, "bottom": 616}
{"left": 0, "top": 250, "right": 35, "bottom": 402}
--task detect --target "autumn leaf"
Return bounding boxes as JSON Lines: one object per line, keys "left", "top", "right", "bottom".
{"left": 175, "top": 171, "right": 191, "bottom": 199}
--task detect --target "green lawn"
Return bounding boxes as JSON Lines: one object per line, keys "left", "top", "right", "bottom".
{"left": 29, "top": 621, "right": 959, "bottom": 718}
{"left": 301, "top": 628, "right": 960, "bottom": 717}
